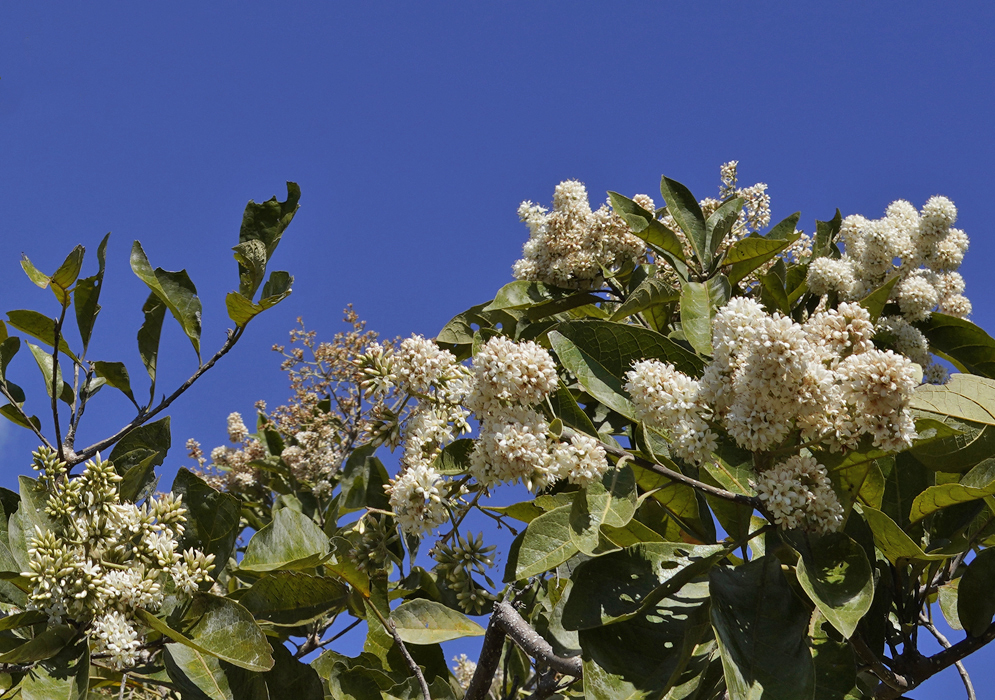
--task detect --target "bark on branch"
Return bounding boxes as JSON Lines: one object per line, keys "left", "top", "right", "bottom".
{"left": 464, "top": 601, "right": 582, "bottom": 700}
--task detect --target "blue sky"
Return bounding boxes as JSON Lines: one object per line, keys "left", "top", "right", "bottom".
{"left": 2, "top": 2, "right": 994, "bottom": 695}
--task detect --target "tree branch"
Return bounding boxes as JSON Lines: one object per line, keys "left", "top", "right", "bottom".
{"left": 70, "top": 327, "right": 245, "bottom": 466}
{"left": 920, "top": 615, "right": 975, "bottom": 700}
{"left": 562, "top": 426, "right": 760, "bottom": 511}
{"left": 923, "top": 620, "right": 995, "bottom": 690}
{"left": 849, "top": 633, "right": 912, "bottom": 699}
{"left": 464, "top": 613, "right": 508, "bottom": 700}
{"left": 494, "top": 601, "right": 582, "bottom": 677}
{"left": 0, "top": 381, "right": 54, "bottom": 451}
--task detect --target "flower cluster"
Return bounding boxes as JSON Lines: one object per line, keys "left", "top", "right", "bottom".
{"left": 625, "top": 299, "right": 918, "bottom": 532}
{"left": 466, "top": 336, "right": 608, "bottom": 490}
{"left": 806, "top": 197, "right": 971, "bottom": 321}
{"left": 754, "top": 455, "right": 844, "bottom": 533}
{"left": 512, "top": 180, "right": 646, "bottom": 289}
{"left": 432, "top": 532, "right": 497, "bottom": 614}
{"left": 25, "top": 448, "right": 214, "bottom": 670}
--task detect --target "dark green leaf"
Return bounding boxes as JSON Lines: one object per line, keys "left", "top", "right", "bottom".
{"left": 0, "top": 625, "right": 76, "bottom": 664}
{"left": 26, "top": 342, "right": 67, "bottom": 404}
{"left": 725, "top": 213, "right": 801, "bottom": 286}
{"left": 20, "top": 633, "right": 88, "bottom": 700}
{"left": 958, "top": 548, "right": 995, "bottom": 636}
{"left": 783, "top": 532, "right": 874, "bottom": 639}
{"left": 858, "top": 274, "right": 900, "bottom": 323}
{"left": 609, "top": 277, "right": 678, "bottom": 330}
{"left": 92, "top": 360, "right": 137, "bottom": 406}
{"left": 260, "top": 642, "right": 324, "bottom": 700}
{"left": 431, "top": 439, "right": 474, "bottom": 475}
{"left": 506, "top": 505, "right": 578, "bottom": 581}
{"left": 910, "top": 460, "right": 995, "bottom": 522}
{"left": 137, "top": 292, "right": 166, "bottom": 399}
{"left": 73, "top": 232, "right": 109, "bottom": 353}
{"left": 140, "top": 593, "right": 273, "bottom": 671}
{"left": 239, "top": 571, "right": 347, "bottom": 626}
{"left": 680, "top": 277, "right": 730, "bottom": 356}
{"left": 130, "top": 241, "right": 203, "bottom": 361}
{"left": 813, "top": 210, "right": 842, "bottom": 259}
{"left": 911, "top": 415, "right": 995, "bottom": 472}
{"left": 562, "top": 542, "right": 725, "bottom": 630}
{"left": 240, "top": 507, "right": 330, "bottom": 572}
{"left": 569, "top": 466, "right": 637, "bottom": 554}
{"left": 915, "top": 313, "right": 995, "bottom": 378}
{"left": 339, "top": 444, "right": 390, "bottom": 511}
{"left": 238, "top": 182, "right": 300, "bottom": 260}
{"left": 172, "top": 469, "right": 241, "bottom": 577}
{"left": 109, "top": 416, "right": 171, "bottom": 473}
{"left": 164, "top": 644, "right": 234, "bottom": 700}
{"left": 233, "top": 239, "right": 268, "bottom": 300}
{"left": 485, "top": 280, "right": 580, "bottom": 311}
{"left": 709, "top": 556, "right": 815, "bottom": 700}
{"left": 6, "top": 310, "right": 79, "bottom": 362}
{"left": 389, "top": 599, "right": 485, "bottom": 644}
{"left": 547, "top": 384, "right": 599, "bottom": 437}
{"left": 579, "top": 580, "right": 711, "bottom": 699}
{"left": 704, "top": 197, "right": 744, "bottom": 263}
{"left": 660, "top": 176, "right": 707, "bottom": 267}
{"left": 608, "top": 191, "right": 687, "bottom": 263}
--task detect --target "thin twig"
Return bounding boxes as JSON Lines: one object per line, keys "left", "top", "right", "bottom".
{"left": 849, "top": 633, "right": 912, "bottom": 698}
{"left": 0, "top": 382, "right": 54, "bottom": 450}
{"left": 51, "top": 303, "right": 68, "bottom": 461}
{"left": 920, "top": 614, "right": 976, "bottom": 700}
{"left": 295, "top": 617, "right": 363, "bottom": 658}
{"left": 70, "top": 327, "right": 245, "bottom": 466}
{"left": 367, "top": 603, "right": 430, "bottom": 700}
{"left": 561, "top": 426, "right": 760, "bottom": 510}
{"left": 464, "top": 612, "right": 508, "bottom": 700}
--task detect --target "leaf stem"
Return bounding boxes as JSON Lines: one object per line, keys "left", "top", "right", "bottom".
{"left": 51, "top": 303, "right": 68, "bottom": 461}
{"left": 920, "top": 614, "right": 976, "bottom": 700}
{"left": 70, "top": 326, "right": 245, "bottom": 467}
{"left": 367, "top": 603, "right": 431, "bottom": 700}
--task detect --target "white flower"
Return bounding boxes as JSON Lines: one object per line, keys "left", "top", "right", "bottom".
{"left": 806, "top": 258, "right": 857, "bottom": 298}
{"left": 91, "top": 611, "right": 142, "bottom": 670}
{"left": 227, "top": 412, "right": 248, "bottom": 443}
{"left": 467, "top": 336, "right": 558, "bottom": 414}
{"left": 550, "top": 433, "right": 608, "bottom": 487}
{"left": 386, "top": 463, "right": 449, "bottom": 536}
{"left": 470, "top": 407, "right": 552, "bottom": 489}
{"left": 895, "top": 271, "right": 939, "bottom": 322}
{"left": 394, "top": 335, "right": 462, "bottom": 395}
{"left": 755, "top": 455, "right": 842, "bottom": 534}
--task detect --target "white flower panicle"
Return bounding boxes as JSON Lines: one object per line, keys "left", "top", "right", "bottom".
{"left": 513, "top": 180, "right": 646, "bottom": 289}
{"left": 394, "top": 335, "right": 465, "bottom": 395}
{"left": 470, "top": 406, "right": 553, "bottom": 490}
{"left": 23, "top": 448, "right": 215, "bottom": 671}
{"left": 806, "top": 196, "right": 971, "bottom": 321}
{"left": 624, "top": 360, "right": 717, "bottom": 465}
{"left": 385, "top": 462, "right": 449, "bottom": 536}
{"left": 755, "top": 455, "right": 843, "bottom": 534}
{"left": 226, "top": 412, "right": 248, "bottom": 443}
{"left": 627, "top": 299, "right": 917, "bottom": 465}
{"left": 550, "top": 432, "right": 609, "bottom": 487}
{"left": 466, "top": 336, "right": 558, "bottom": 415}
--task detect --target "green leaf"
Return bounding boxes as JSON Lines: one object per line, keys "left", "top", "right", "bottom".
{"left": 609, "top": 277, "right": 678, "bottom": 329}
{"left": 810, "top": 617, "right": 861, "bottom": 700}
{"left": 130, "top": 241, "right": 203, "bottom": 361}
{"left": 238, "top": 182, "right": 300, "bottom": 260}
{"left": 547, "top": 384, "right": 600, "bottom": 437}
{"left": 569, "top": 466, "right": 637, "bottom": 554}
{"left": 431, "top": 439, "right": 474, "bottom": 475}
{"left": 435, "top": 301, "right": 523, "bottom": 349}
{"left": 579, "top": 580, "right": 712, "bottom": 699}
{"left": 915, "top": 313, "right": 995, "bottom": 378}
{"left": 859, "top": 506, "right": 946, "bottom": 564}
{"left": 911, "top": 416, "right": 995, "bottom": 472}
{"left": 20, "top": 253, "right": 50, "bottom": 289}
{"left": 957, "top": 547, "right": 995, "bottom": 636}
{"left": 50, "top": 245, "right": 85, "bottom": 293}
{"left": 660, "top": 176, "right": 707, "bottom": 267}
{"left": 240, "top": 507, "right": 330, "bottom": 573}
{"left": 760, "top": 266, "right": 790, "bottom": 314}
{"left": 26, "top": 342, "right": 68, "bottom": 404}
{"left": 858, "top": 274, "right": 900, "bottom": 323}
{"left": 911, "top": 374, "right": 995, "bottom": 426}
{"left": 0, "top": 625, "right": 76, "bottom": 664}
{"left": 137, "top": 292, "right": 166, "bottom": 400}
{"left": 389, "top": 599, "right": 485, "bottom": 644}
{"left": 339, "top": 443, "right": 390, "bottom": 511}
{"left": 813, "top": 210, "right": 842, "bottom": 259}
{"left": 20, "top": 634, "right": 88, "bottom": 700}
{"left": 226, "top": 292, "right": 261, "bottom": 328}
{"left": 783, "top": 532, "right": 874, "bottom": 639}
{"left": 939, "top": 579, "right": 962, "bottom": 631}
{"left": 172, "top": 469, "right": 241, "bottom": 578}
{"left": 909, "top": 461, "right": 995, "bottom": 522}
{"left": 0, "top": 404, "right": 40, "bottom": 432}
{"left": 549, "top": 331, "right": 634, "bottom": 419}
{"left": 704, "top": 197, "right": 743, "bottom": 263}
{"left": 485, "top": 280, "right": 579, "bottom": 311}
{"left": 506, "top": 505, "right": 578, "bottom": 581}
{"left": 92, "top": 361, "right": 137, "bottom": 406}
{"left": 233, "top": 239, "right": 268, "bottom": 300}
{"left": 679, "top": 276, "right": 730, "bottom": 356}
{"left": 709, "top": 556, "right": 815, "bottom": 700}
{"left": 118, "top": 452, "right": 160, "bottom": 504}
{"left": 73, "top": 232, "right": 109, "bottom": 353}
{"left": 608, "top": 191, "right": 687, "bottom": 263}
{"left": 139, "top": 593, "right": 273, "bottom": 671}
{"left": 725, "top": 213, "right": 800, "bottom": 286}
{"left": 165, "top": 644, "right": 234, "bottom": 700}
{"left": 562, "top": 542, "right": 725, "bottom": 630}
{"left": 6, "top": 310, "right": 79, "bottom": 363}
{"left": 109, "top": 416, "right": 171, "bottom": 473}
{"left": 239, "top": 571, "right": 347, "bottom": 626}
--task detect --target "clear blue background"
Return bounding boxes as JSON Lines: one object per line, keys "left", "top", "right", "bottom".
{"left": 2, "top": 3, "right": 994, "bottom": 696}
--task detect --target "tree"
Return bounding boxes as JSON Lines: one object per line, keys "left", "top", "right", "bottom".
{"left": 0, "top": 164, "right": 990, "bottom": 699}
